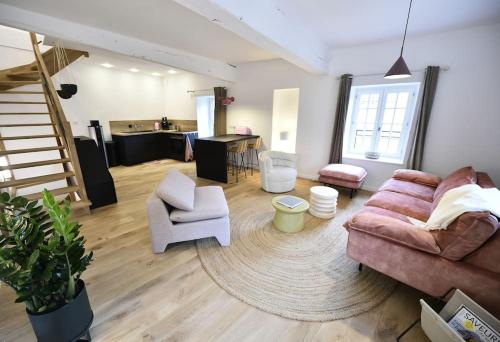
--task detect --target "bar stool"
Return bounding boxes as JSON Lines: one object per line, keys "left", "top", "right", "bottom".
{"left": 246, "top": 137, "right": 262, "bottom": 175}
{"left": 227, "top": 140, "right": 248, "bottom": 182}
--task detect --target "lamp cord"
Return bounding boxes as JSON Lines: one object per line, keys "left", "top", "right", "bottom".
{"left": 400, "top": 0, "right": 413, "bottom": 57}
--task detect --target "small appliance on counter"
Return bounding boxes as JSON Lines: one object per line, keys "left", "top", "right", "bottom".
{"left": 88, "top": 120, "right": 108, "bottom": 167}
{"left": 161, "top": 116, "right": 169, "bottom": 130}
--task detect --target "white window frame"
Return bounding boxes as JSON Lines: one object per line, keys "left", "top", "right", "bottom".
{"left": 345, "top": 82, "right": 420, "bottom": 162}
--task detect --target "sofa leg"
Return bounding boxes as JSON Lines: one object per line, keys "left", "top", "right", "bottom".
{"left": 358, "top": 263, "right": 363, "bottom": 272}
{"left": 350, "top": 189, "right": 354, "bottom": 199}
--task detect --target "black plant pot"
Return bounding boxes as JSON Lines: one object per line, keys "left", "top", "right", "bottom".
{"left": 27, "top": 280, "right": 93, "bottom": 342}
{"left": 61, "top": 83, "right": 78, "bottom": 95}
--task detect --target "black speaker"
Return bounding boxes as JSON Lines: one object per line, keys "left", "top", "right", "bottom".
{"left": 105, "top": 141, "right": 119, "bottom": 167}
{"left": 74, "top": 137, "right": 117, "bottom": 209}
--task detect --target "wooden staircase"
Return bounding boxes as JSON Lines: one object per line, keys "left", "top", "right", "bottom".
{"left": 0, "top": 32, "right": 91, "bottom": 213}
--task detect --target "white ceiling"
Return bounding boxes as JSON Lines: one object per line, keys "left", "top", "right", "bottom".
{"left": 1, "top": 0, "right": 499, "bottom": 75}
{"left": 291, "top": 0, "right": 500, "bottom": 48}
{"left": 0, "top": 0, "right": 276, "bottom": 65}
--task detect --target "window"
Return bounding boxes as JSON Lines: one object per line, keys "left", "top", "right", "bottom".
{"left": 196, "top": 95, "right": 215, "bottom": 138}
{"left": 344, "top": 83, "right": 420, "bottom": 161}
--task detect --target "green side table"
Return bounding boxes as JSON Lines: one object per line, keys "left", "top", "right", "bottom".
{"left": 271, "top": 195, "right": 310, "bottom": 233}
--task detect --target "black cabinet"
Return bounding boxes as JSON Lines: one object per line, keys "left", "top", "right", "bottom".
{"left": 112, "top": 132, "right": 197, "bottom": 166}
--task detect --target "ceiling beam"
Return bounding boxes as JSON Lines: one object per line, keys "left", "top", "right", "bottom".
{"left": 174, "top": 0, "right": 330, "bottom": 74}
{"left": 0, "top": 3, "right": 237, "bottom": 82}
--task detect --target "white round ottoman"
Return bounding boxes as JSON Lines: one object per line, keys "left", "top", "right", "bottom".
{"left": 309, "top": 186, "right": 338, "bottom": 219}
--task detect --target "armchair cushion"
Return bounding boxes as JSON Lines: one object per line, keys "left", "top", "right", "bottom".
{"left": 393, "top": 169, "right": 441, "bottom": 188}
{"left": 156, "top": 169, "right": 196, "bottom": 211}
{"left": 345, "top": 212, "right": 440, "bottom": 254}
{"left": 170, "top": 186, "right": 229, "bottom": 223}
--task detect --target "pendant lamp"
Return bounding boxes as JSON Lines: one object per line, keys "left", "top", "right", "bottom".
{"left": 385, "top": 0, "right": 413, "bottom": 79}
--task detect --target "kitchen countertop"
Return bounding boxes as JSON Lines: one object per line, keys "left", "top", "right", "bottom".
{"left": 196, "top": 134, "right": 259, "bottom": 143}
{"left": 112, "top": 130, "right": 198, "bottom": 136}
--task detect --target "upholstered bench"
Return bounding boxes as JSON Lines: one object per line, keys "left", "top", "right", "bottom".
{"left": 319, "top": 164, "right": 367, "bottom": 198}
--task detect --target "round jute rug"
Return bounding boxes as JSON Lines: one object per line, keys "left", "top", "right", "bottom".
{"left": 196, "top": 191, "right": 397, "bottom": 322}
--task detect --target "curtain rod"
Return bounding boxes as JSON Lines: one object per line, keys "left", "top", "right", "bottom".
{"left": 187, "top": 88, "right": 213, "bottom": 93}
{"left": 336, "top": 66, "right": 450, "bottom": 80}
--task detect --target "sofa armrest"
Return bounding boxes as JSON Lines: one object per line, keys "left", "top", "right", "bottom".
{"left": 345, "top": 212, "right": 440, "bottom": 254}
{"left": 393, "top": 169, "right": 441, "bottom": 188}
{"left": 258, "top": 153, "right": 273, "bottom": 173}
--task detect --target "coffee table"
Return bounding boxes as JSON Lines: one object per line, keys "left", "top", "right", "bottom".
{"left": 271, "top": 195, "right": 310, "bottom": 233}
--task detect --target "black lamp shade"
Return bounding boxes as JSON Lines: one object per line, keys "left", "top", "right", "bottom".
{"left": 384, "top": 56, "right": 412, "bottom": 79}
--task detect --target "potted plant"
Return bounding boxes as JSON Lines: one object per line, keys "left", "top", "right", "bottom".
{"left": 0, "top": 190, "right": 94, "bottom": 341}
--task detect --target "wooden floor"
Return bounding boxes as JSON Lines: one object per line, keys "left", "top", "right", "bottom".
{"left": 0, "top": 159, "right": 431, "bottom": 342}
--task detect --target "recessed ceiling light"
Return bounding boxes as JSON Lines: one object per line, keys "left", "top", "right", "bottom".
{"left": 101, "top": 63, "right": 114, "bottom": 68}
{"left": 168, "top": 69, "right": 177, "bottom": 74}
{"left": 151, "top": 72, "right": 162, "bottom": 76}
{"left": 129, "top": 68, "right": 139, "bottom": 73}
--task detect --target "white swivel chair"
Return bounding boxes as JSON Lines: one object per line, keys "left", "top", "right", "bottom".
{"left": 258, "top": 150, "right": 298, "bottom": 193}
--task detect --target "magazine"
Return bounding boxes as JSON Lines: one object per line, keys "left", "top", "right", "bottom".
{"left": 276, "top": 196, "right": 304, "bottom": 209}
{"left": 447, "top": 304, "right": 499, "bottom": 342}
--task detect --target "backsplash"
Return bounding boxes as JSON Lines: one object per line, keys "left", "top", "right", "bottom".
{"left": 110, "top": 119, "right": 197, "bottom": 134}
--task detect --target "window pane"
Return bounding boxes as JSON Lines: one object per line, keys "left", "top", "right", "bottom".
{"left": 386, "top": 93, "right": 397, "bottom": 108}
{"left": 396, "top": 92, "right": 409, "bottom": 108}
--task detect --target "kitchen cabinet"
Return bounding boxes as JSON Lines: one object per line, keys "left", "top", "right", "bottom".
{"left": 112, "top": 131, "right": 197, "bottom": 166}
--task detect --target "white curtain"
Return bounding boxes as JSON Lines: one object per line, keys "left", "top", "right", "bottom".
{"left": 196, "top": 96, "right": 215, "bottom": 138}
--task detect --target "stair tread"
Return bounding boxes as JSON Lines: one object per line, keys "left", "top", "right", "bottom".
{"left": 0, "top": 91, "right": 44, "bottom": 94}
{"left": 0, "top": 146, "right": 64, "bottom": 155}
{"left": 0, "top": 112, "right": 50, "bottom": 115}
{"left": 0, "top": 158, "right": 71, "bottom": 171}
{"left": 0, "top": 81, "right": 42, "bottom": 85}
{"left": 24, "top": 185, "right": 80, "bottom": 201}
{"left": 0, "top": 134, "right": 59, "bottom": 140}
{"left": 0, "top": 123, "right": 53, "bottom": 127}
{"left": 0, "top": 171, "right": 74, "bottom": 188}
{"left": 70, "top": 200, "right": 92, "bottom": 210}
{"left": 0, "top": 101, "right": 46, "bottom": 104}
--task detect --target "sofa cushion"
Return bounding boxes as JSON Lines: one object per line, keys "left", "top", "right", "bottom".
{"left": 393, "top": 169, "right": 441, "bottom": 188}
{"left": 345, "top": 212, "right": 440, "bottom": 254}
{"left": 431, "top": 211, "right": 498, "bottom": 261}
{"left": 379, "top": 178, "right": 435, "bottom": 202}
{"left": 156, "top": 169, "right": 196, "bottom": 211}
{"left": 366, "top": 190, "right": 432, "bottom": 222}
{"left": 268, "top": 166, "right": 298, "bottom": 183}
{"left": 319, "top": 164, "right": 367, "bottom": 182}
{"left": 357, "top": 206, "right": 412, "bottom": 223}
{"left": 432, "top": 166, "right": 476, "bottom": 209}
{"left": 170, "top": 186, "right": 229, "bottom": 223}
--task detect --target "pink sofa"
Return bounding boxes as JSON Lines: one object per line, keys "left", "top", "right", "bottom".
{"left": 344, "top": 166, "right": 500, "bottom": 318}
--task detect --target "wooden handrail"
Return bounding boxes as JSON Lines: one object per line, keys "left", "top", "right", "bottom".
{"left": 29, "top": 32, "right": 89, "bottom": 205}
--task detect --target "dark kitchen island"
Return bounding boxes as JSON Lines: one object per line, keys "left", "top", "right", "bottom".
{"left": 195, "top": 134, "right": 259, "bottom": 183}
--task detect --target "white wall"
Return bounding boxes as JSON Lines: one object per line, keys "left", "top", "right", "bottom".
{"left": 330, "top": 23, "right": 500, "bottom": 189}
{"left": 227, "top": 59, "right": 336, "bottom": 179}
{"left": 51, "top": 58, "right": 164, "bottom": 140}
{"left": 163, "top": 72, "right": 230, "bottom": 121}
{"left": 229, "top": 23, "right": 500, "bottom": 189}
